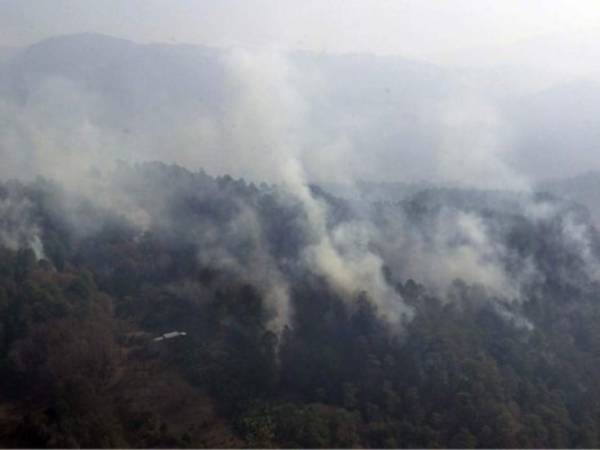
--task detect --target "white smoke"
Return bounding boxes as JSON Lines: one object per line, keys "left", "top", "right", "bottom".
{"left": 2, "top": 37, "right": 600, "bottom": 333}
{"left": 0, "top": 187, "right": 46, "bottom": 260}
{"left": 215, "top": 48, "right": 413, "bottom": 326}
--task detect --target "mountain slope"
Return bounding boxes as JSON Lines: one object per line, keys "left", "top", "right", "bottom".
{"left": 1, "top": 163, "right": 600, "bottom": 446}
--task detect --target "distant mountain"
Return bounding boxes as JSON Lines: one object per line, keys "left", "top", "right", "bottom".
{"left": 2, "top": 33, "right": 600, "bottom": 184}
{"left": 0, "top": 45, "right": 18, "bottom": 63}
{"left": 0, "top": 33, "right": 463, "bottom": 182}
{"left": 0, "top": 32, "right": 453, "bottom": 117}
{"left": 508, "top": 79, "right": 600, "bottom": 180}
{"left": 539, "top": 171, "right": 600, "bottom": 225}
{"left": 0, "top": 33, "right": 226, "bottom": 118}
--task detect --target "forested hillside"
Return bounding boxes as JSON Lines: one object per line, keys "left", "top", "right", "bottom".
{"left": 1, "top": 163, "right": 600, "bottom": 447}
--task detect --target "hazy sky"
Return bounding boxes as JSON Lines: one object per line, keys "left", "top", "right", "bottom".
{"left": 2, "top": 0, "right": 600, "bottom": 65}
{"left": 2, "top": 0, "right": 600, "bottom": 185}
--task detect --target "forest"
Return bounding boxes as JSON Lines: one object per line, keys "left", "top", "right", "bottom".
{"left": 2, "top": 162, "right": 600, "bottom": 447}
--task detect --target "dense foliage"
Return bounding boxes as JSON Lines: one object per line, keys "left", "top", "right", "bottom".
{"left": 1, "top": 163, "right": 600, "bottom": 448}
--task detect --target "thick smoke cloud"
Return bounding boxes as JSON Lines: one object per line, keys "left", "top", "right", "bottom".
{"left": 374, "top": 207, "right": 524, "bottom": 300}
{"left": 215, "top": 48, "right": 413, "bottom": 326}
{"left": 2, "top": 35, "right": 600, "bottom": 332}
{"left": 0, "top": 34, "right": 537, "bottom": 188}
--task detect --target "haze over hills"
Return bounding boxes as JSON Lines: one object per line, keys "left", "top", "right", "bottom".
{"left": 539, "top": 171, "right": 600, "bottom": 226}
{"left": 3, "top": 30, "right": 600, "bottom": 448}
{"left": 0, "top": 46, "right": 18, "bottom": 63}
{"left": 0, "top": 33, "right": 453, "bottom": 185}
{"left": 2, "top": 33, "right": 600, "bottom": 187}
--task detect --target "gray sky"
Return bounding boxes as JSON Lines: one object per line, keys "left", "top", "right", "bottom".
{"left": 2, "top": 0, "right": 600, "bottom": 66}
